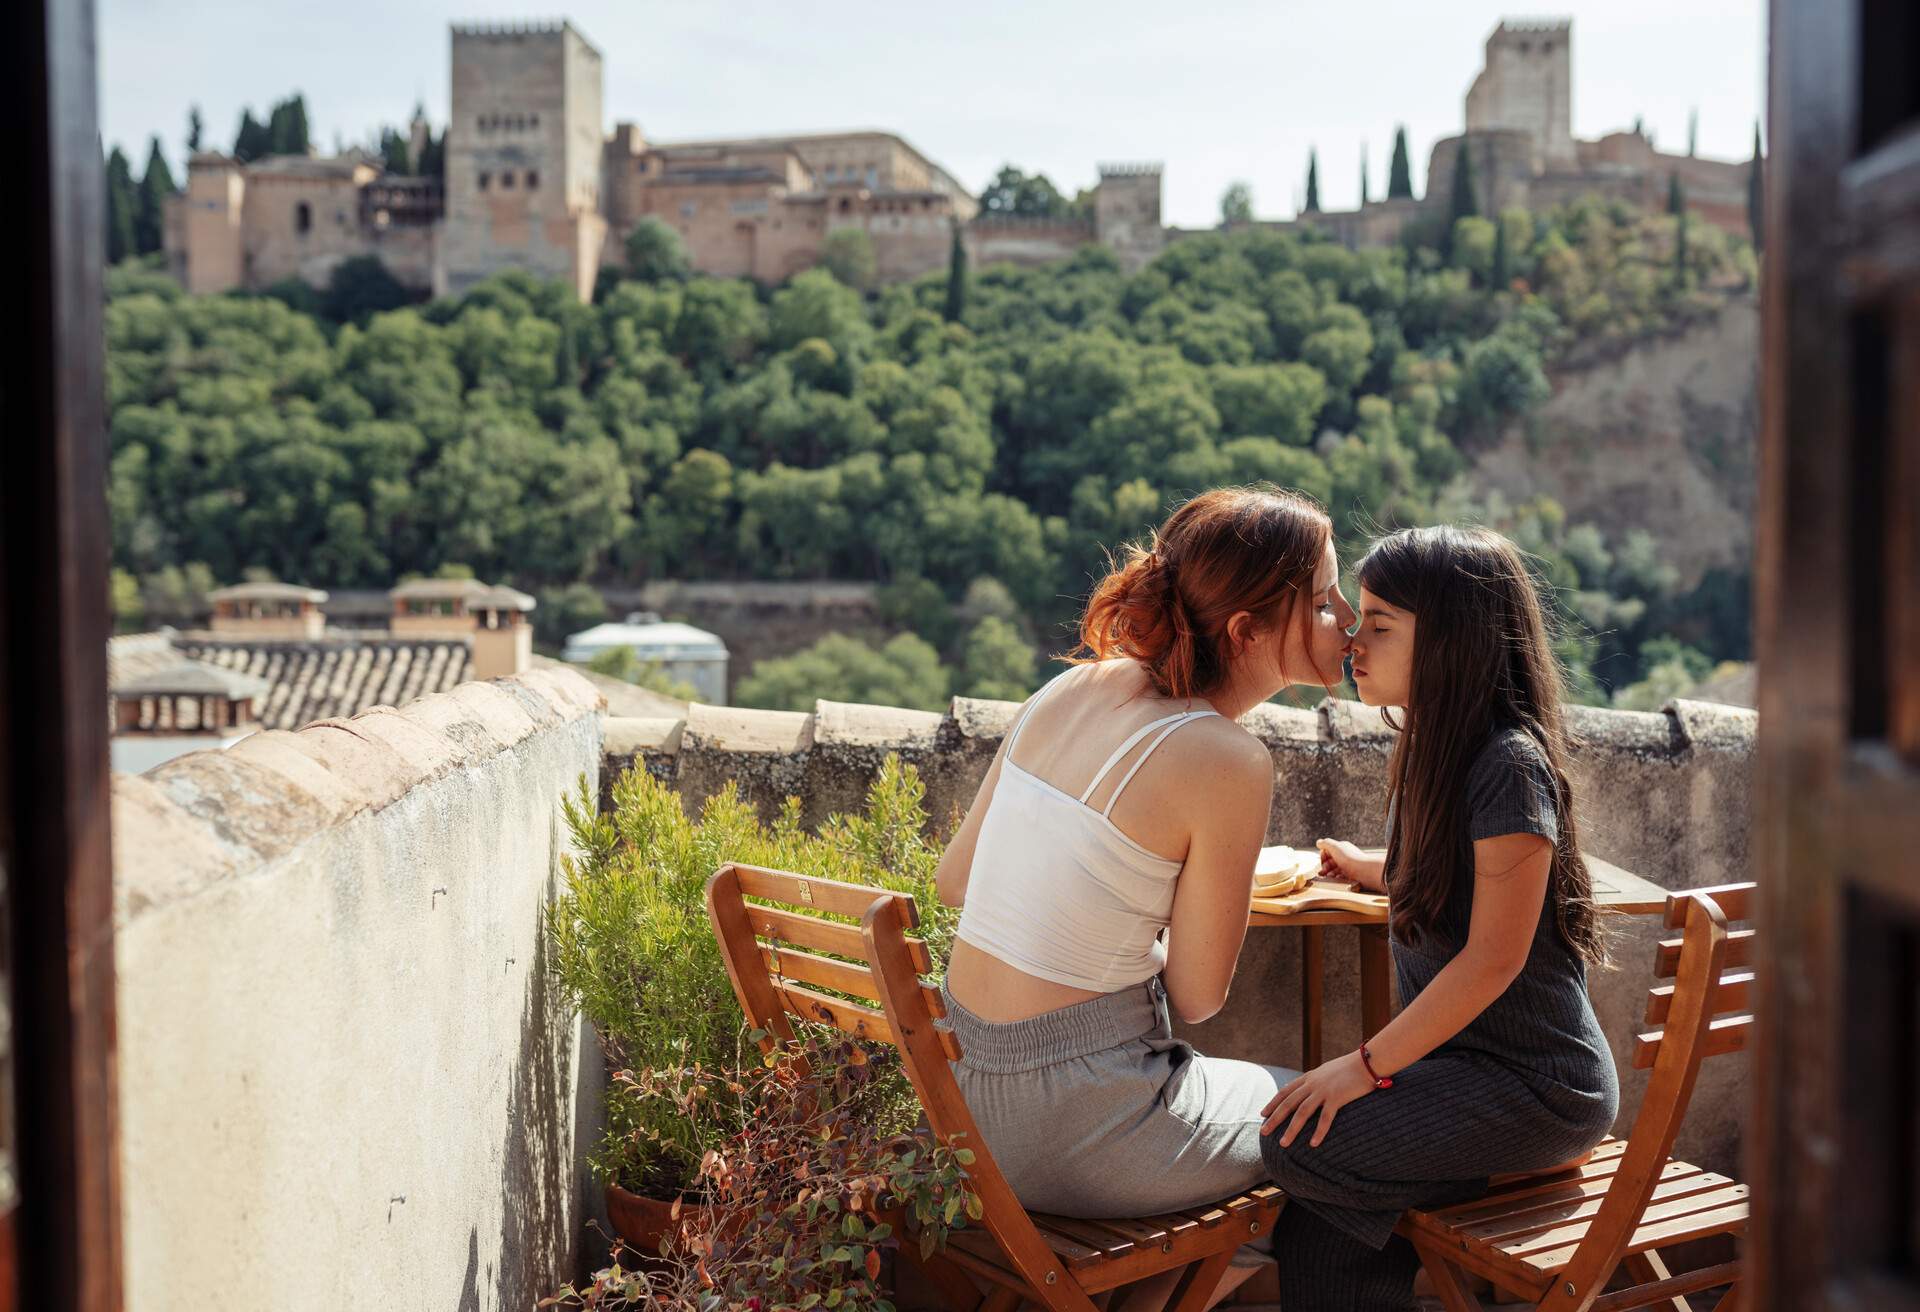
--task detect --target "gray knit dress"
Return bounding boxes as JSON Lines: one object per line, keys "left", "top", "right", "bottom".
{"left": 1259, "top": 726, "right": 1621, "bottom": 1311}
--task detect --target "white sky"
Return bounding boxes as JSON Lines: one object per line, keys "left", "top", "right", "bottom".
{"left": 101, "top": 0, "right": 1766, "bottom": 229}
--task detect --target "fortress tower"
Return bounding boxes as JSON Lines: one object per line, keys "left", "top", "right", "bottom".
{"left": 442, "top": 20, "right": 607, "bottom": 299}
{"left": 1464, "top": 18, "right": 1575, "bottom": 169}
{"left": 1093, "top": 164, "right": 1166, "bottom": 272}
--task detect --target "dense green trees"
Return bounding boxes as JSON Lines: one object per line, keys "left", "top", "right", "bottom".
{"left": 978, "top": 165, "right": 1089, "bottom": 219}
{"left": 104, "top": 194, "right": 1754, "bottom": 708}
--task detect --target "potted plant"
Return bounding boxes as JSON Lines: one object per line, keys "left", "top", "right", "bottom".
{"left": 540, "top": 1024, "right": 981, "bottom": 1310}
{"left": 547, "top": 754, "right": 959, "bottom": 1253}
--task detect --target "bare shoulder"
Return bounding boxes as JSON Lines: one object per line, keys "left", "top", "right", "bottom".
{"left": 1163, "top": 713, "right": 1274, "bottom": 796}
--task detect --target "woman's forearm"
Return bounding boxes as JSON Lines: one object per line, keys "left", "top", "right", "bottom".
{"left": 1357, "top": 951, "right": 1519, "bottom": 1077}
{"left": 1353, "top": 849, "right": 1388, "bottom": 891}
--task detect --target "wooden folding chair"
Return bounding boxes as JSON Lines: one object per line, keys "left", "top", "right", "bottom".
{"left": 704, "top": 861, "right": 1282, "bottom": 1312}
{"left": 1398, "top": 883, "right": 1755, "bottom": 1311}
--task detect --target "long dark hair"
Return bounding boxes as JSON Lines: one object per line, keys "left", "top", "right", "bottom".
{"left": 1358, "top": 525, "right": 1607, "bottom": 967}
{"left": 1069, "top": 485, "right": 1333, "bottom": 700}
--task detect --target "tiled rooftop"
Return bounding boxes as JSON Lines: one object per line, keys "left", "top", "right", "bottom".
{"left": 166, "top": 635, "right": 471, "bottom": 731}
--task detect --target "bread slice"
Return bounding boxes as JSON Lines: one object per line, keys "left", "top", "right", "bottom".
{"left": 1252, "top": 844, "right": 1320, "bottom": 897}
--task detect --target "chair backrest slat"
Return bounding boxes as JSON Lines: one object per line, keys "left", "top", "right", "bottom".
{"left": 1630, "top": 1013, "right": 1753, "bottom": 1070}
{"left": 1645, "top": 969, "right": 1753, "bottom": 1024}
{"left": 734, "top": 861, "right": 921, "bottom": 926}
{"left": 775, "top": 979, "right": 897, "bottom": 1046}
{"left": 761, "top": 942, "right": 885, "bottom": 1004}
{"left": 1654, "top": 927, "right": 1753, "bottom": 977}
{"left": 1537, "top": 883, "right": 1755, "bottom": 1312}
{"left": 744, "top": 901, "right": 936, "bottom": 974}
{"left": 1660, "top": 883, "right": 1753, "bottom": 927}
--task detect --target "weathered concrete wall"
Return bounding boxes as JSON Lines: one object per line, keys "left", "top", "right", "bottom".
{"left": 113, "top": 667, "right": 606, "bottom": 1312}
{"left": 607, "top": 692, "right": 1755, "bottom": 1177}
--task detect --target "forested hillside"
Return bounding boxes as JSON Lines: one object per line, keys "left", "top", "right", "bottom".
{"left": 105, "top": 196, "right": 1756, "bottom": 707}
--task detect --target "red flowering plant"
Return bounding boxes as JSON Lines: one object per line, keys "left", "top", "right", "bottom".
{"left": 541, "top": 1023, "right": 981, "bottom": 1311}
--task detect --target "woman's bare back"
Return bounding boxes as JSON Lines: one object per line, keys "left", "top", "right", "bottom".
{"left": 944, "top": 659, "right": 1246, "bottom": 1023}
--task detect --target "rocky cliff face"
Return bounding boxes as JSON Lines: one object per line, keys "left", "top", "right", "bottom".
{"left": 1473, "top": 294, "right": 1760, "bottom": 588}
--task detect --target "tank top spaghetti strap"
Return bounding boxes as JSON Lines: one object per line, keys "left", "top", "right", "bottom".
{"left": 955, "top": 663, "right": 1222, "bottom": 992}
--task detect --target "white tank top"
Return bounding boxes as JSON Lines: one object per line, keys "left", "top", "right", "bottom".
{"left": 954, "top": 663, "right": 1222, "bottom": 992}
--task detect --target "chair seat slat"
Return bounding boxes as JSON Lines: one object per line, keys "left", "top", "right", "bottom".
{"left": 1488, "top": 1175, "right": 1741, "bottom": 1256}
{"left": 1426, "top": 1157, "right": 1688, "bottom": 1227}
{"left": 1522, "top": 1199, "right": 1750, "bottom": 1271}
{"left": 1460, "top": 1169, "right": 1728, "bottom": 1244}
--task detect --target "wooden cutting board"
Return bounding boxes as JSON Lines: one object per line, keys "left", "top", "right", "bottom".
{"left": 1251, "top": 877, "right": 1390, "bottom": 917}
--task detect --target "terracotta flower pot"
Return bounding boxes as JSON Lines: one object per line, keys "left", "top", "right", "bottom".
{"left": 604, "top": 1181, "right": 727, "bottom": 1256}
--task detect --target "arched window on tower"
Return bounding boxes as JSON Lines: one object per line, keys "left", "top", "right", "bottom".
{"left": 295, "top": 201, "right": 311, "bottom": 235}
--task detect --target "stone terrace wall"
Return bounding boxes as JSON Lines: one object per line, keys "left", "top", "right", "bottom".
{"left": 112, "top": 667, "right": 606, "bottom": 1312}
{"left": 606, "top": 693, "right": 1756, "bottom": 1176}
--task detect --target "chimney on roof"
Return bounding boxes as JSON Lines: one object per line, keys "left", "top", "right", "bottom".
{"left": 471, "top": 586, "right": 536, "bottom": 681}
{"left": 207, "top": 581, "right": 330, "bottom": 639}
{"left": 388, "top": 577, "right": 535, "bottom": 678}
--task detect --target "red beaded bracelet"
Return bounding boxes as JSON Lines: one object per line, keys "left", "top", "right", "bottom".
{"left": 1359, "top": 1044, "right": 1394, "bottom": 1089}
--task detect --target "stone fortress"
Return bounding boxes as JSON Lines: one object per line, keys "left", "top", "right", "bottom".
{"left": 165, "top": 16, "right": 1755, "bottom": 303}
{"left": 1276, "top": 19, "right": 1756, "bottom": 250}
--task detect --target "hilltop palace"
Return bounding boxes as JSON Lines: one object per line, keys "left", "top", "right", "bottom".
{"left": 165, "top": 18, "right": 1757, "bottom": 303}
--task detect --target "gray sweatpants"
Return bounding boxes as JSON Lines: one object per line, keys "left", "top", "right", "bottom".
{"left": 936, "top": 973, "right": 1298, "bottom": 1268}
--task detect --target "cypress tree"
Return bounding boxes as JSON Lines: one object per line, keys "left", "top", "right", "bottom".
{"left": 419, "top": 129, "right": 446, "bottom": 180}
{"left": 1387, "top": 125, "right": 1414, "bottom": 199}
{"left": 555, "top": 317, "right": 580, "bottom": 387}
{"left": 1304, "top": 149, "right": 1320, "bottom": 213}
{"left": 1442, "top": 141, "right": 1477, "bottom": 256}
{"left": 104, "top": 146, "right": 137, "bottom": 264}
{"left": 287, "top": 94, "right": 311, "bottom": 154}
{"left": 187, "top": 105, "right": 203, "bottom": 153}
{"left": 267, "top": 101, "right": 294, "bottom": 156}
{"left": 1688, "top": 107, "right": 1698, "bottom": 157}
{"left": 1492, "top": 216, "right": 1512, "bottom": 289}
{"left": 1359, "top": 145, "right": 1369, "bottom": 207}
{"left": 233, "top": 109, "right": 270, "bottom": 162}
{"left": 1669, "top": 173, "right": 1690, "bottom": 286}
{"left": 943, "top": 221, "right": 968, "bottom": 323}
{"left": 135, "top": 137, "right": 177, "bottom": 255}
{"left": 380, "top": 128, "right": 410, "bottom": 175}
{"left": 1747, "top": 122, "right": 1765, "bottom": 250}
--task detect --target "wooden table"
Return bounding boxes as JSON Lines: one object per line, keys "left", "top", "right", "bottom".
{"left": 1246, "top": 855, "right": 1673, "bottom": 1068}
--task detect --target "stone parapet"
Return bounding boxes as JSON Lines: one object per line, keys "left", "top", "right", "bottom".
{"left": 608, "top": 694, "right": 1753, "bottom": 888}
{"left": 113, "top": 666, "right": 606, "bottom": 1312}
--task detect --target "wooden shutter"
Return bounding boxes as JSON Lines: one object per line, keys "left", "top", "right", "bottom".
{"left": 1752, "top": 1, "right": 1920, "bottom": 1307}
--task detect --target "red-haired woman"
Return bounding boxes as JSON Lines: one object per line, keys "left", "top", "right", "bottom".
{"left": 934, "top": 485, "right": 1355, "bottom": 1310}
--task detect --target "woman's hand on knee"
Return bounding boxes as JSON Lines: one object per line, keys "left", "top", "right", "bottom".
{"left": 1259, "top": 1052, "right": 1378, "bottom": 1148}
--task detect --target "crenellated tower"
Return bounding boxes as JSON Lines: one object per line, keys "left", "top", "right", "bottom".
{"left": 442, "top": 19, "right": 607, "bottom": 299}
{"left": 1463, "top": 18, "right": 1575, "bottom": 169}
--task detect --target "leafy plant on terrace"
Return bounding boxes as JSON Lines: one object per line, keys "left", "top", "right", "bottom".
{"left": 547, "top": 753, "right": 957, "bottom": 1196}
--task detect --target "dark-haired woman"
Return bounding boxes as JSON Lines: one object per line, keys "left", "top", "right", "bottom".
{"left": 1257, "top": 524, "right": 1620, "bottom": 1311}
{"left": 933, "top": 486, "right": 1356, "bottom": 1311}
